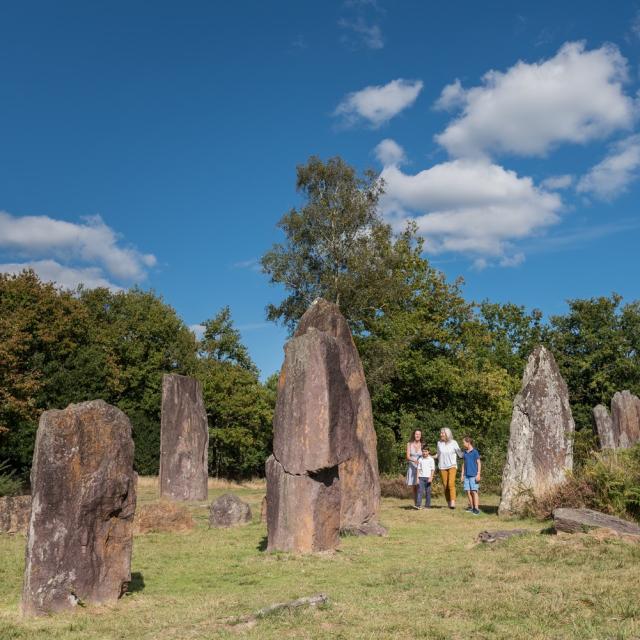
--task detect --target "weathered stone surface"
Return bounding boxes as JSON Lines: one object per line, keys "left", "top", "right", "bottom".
{"left": 160, "top": 374, "right": 208, "bottom": 501}
{"left": 272, "top": 327, "right": 356, "bottom": 475}
{"left": 553, "top": 508, "right": 640, "bottom": 538}
{"left": 592, "top": 404, "right": 615, "bottom": 449}
{"left": 22, "top": 400, "right": 137, "bottom": 616}
{"left": 340, "top": 520, "right": 388, "bottom": 537}
{"left": 0, "top": 495, "right": 31, "bottom": 534}
{"left": 610, "top": 390, "right": 640, "bottom": 449}
{"left": 476, "top": 529, "right": 529, "bottom": 544}
{"left": 209, "top": 493, "right": 252, "bottom": 528}
{"left": 499, "top": 346, "right": 575, "bottom": 516}
{"left": 266, "top": 455, "right": 340, "bottom": 553}
{"left": 295, "top": 299, "right": 382, "bottom": 533}
{"left": 134, "top": 501, "right": 194, "bottom": 534}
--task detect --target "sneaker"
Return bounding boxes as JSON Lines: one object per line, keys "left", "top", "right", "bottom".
{"left": 413, "top": 505, "right": 421, "bottom": 510}
{"left": 464, "top": 506, "right": 473, "bottom": 512}
{"left": 472, "top": 509, "right": 481, "bottom": 515}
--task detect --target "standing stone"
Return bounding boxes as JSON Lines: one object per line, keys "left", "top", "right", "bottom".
{"left": 592, "top": 404, "right": 615, "bottom": 449}
{"left": 294, "top": 299, "right": 383, "bottom": 534}
{"left": 498, "top": 346, "right": 575, "bottom": 516}
{"left": 22, "top": 400, "right": 137, "bottom": 616}
{"left": 160, "top": 374, "right": 208, "bottom": 501}
{"left": 610, "top": 391, "right": 640, "bottom": 449}
{"left": 267, "top": 300, "right": 360, "bottom": 552}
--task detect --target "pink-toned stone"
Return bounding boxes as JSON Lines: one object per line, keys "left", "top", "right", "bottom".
{"left": 160, "top": 374, "right": 208, "bottom": 501}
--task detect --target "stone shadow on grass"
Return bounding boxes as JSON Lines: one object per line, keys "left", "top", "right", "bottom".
{"left": 257, "top": 535, "right": 268, "bottom": 552}
{"left": 126, "top": 572, "right": 146, "bottom": 594}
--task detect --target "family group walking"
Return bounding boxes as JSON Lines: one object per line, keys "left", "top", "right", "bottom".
{"left": 406, "top": 428, "right": 482, "bottom": 514}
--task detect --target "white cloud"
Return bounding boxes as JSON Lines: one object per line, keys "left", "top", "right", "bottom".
{"left": 0, "top": 260, "right": 123, "bottom": 291}
{"left": 540, "top": 174, "right": 574, "bottom": 190}
{"left": 374, "top": 138, "right": 406, "bottom": 166}
{"left": 379, "top": 159, "right": 562, "bottom": 263}
{"left": 435, "top": 42, "right": 635, "bottom": 158}
{"left": 334, "top": 79, "right": 423, "bottom": 128}
{"left": 576, "top": 134, "right": 640, "bottom": 200}
{"left": 434, "top": 79, "right": 465, "bottom": 111}
{"left": 0, "top": 211, "right": 156, "bottom": 281}
{"left": 338, "top": 17, "right": 384, "bottom": 50}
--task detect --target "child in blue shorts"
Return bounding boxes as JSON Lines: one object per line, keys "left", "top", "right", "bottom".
{"left": 461, "top": 436, "right": 481, "bottom": 514}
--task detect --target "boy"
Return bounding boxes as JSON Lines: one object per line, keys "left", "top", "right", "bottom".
{"left": 415, "top": 446, "right": 435, "bottom": 509}
{"left": 461, "top": 436, "right": 481, "bottom": 514}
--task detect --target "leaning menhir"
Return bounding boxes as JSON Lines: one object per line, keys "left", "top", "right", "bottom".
{"left": 22, "top": 400, "right": 137, "bottom": 616}
{"left": 294, "top": 299, "right": 384, "bottom": 535}
{"left": 498, "top": 346, "right": 574, "bottom": 516}
{"left": 159, "top": 374, "right": 208, "bottom": 501}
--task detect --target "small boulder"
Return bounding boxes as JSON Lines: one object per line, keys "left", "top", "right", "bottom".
{"left": 0, "top": 495, "right": 31, "bottom": 534}
{"left": 477, "top": 529, "right": 529, "bottom": 544}
{"left": 553, "top": 508, "right": 640, "bottom": 539}
{"left": 134, "top": 501, "right": 195, "bottom": 534}
{"left": 209, "top": 493, "right": 252, "bottom": 528}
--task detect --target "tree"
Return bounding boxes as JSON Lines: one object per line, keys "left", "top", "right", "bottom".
{"left": 196, "top": 309, "right": 274, "bottom": 478}
{"left": 261, "top": 156, "right": 424, "bottom": 333}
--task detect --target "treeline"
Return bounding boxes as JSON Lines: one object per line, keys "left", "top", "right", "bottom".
{"left": 0, "top": 271, "right": 275, "bottom": 479}
{"left": 2, "top": 157, "right": 640, "bottom": 487}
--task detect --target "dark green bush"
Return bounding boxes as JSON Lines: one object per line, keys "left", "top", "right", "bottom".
{"left": 0, "top": 459, "right": 23, "bottom": 497}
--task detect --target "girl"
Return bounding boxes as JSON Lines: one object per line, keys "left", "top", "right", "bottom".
{"left": 406, "top": 430, "right": 423, "bottom": 506}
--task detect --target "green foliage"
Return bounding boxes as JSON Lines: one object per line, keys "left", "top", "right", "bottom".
{"left": 0, "top": 460, "right": 23, "bottom": 497}
{"left": 261, "top": 156, "right": 425, "bottom": 334}
{"left": 579, "top": 445, "right": 640, "bottom": 521}
{"left": 197, "top": 310, "right": 275, "bottom": 479}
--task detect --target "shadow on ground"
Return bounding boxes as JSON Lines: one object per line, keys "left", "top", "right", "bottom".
{"left": 126, "top": 572, "right": 145, "bottom": 594}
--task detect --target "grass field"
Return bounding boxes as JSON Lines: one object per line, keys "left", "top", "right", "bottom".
{"left": 1, "top": 477, "right": 639, "bottom": 640}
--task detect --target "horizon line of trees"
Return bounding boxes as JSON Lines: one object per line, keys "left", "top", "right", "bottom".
{"left": 1, "top": 156, "right": 639, "bottom": 489}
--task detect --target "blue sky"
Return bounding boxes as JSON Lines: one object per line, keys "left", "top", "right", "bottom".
{"left": 1, "top": 1, "right": 639, "bottom": 378}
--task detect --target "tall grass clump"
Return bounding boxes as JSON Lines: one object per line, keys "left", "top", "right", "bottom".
{"left": 0, "top": 460, "right": 23, "bottom": 497}
{"left": 525, "top": 444, "right": 640, "bottom": 522}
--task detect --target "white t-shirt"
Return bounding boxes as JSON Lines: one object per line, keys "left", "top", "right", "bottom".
{"left": 437, "top": 440, "right": 462, "bottom": 470}
{"left": 417, "top": 456, "right": 435, "bottom": 478}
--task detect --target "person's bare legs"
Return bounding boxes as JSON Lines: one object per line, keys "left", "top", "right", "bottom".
{"left": 471, "top": 490, "right": 479, "bottom": 510}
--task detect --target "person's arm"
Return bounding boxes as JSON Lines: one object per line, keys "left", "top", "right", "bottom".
{"left": 460, "top": 459, "right": 465, "bottom": 484}
{"left": 454, "top": 440, "right": 463, "bottom": 458}
{"left": 406, "top": 443, "right": 413, "bottom": 464}
{"left": 476, "top": 456, "right": 481, "bottom": 482}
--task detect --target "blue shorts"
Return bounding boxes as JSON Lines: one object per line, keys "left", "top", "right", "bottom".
{"left": 463, "top": 476, "right": 479, "bottom": 491}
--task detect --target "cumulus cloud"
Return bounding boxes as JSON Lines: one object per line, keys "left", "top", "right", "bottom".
{"left": 374, "top": 138, "right": 407, "bottom": 166}
{"left": 0, "top": 211, "right": 156, "bottom": 281}
{"left": 435, "top": 42, "right": 635, "bottom": 158}
{"left": 576, "top": 134, "right": 640, "bottom": 200}
{"left": 0, "top": 211, "right": 156, "bottom": 290}
{"left": 0, "top": 260, "right": 123, "bottom": 291}
{"left": 334, "top": 79, "right": 423, "bottom": 128}
{"left": 379, "top": 158, "right": 562, "bottom": 263}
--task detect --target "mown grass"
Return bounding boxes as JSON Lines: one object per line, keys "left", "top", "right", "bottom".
{"left": 1, "top": 477, "right": 639, "bottom": 640}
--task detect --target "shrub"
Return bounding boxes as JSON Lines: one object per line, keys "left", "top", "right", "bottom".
{"left": 0, "top": 460, "right": 23, "bottom": 497}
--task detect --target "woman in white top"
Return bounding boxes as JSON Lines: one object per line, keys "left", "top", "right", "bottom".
{"left": 405, "top": 429, "right": 423, "bottom": 505}
{"left": 436, "top": 428, "right": 463, "bottom": 509}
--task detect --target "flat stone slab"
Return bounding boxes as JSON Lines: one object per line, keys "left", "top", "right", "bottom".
{"left": 476, "top": 529, "right": 529, "bottom": 544}
{"left": 553, "top": 508, "right": 640, "bottom": 537}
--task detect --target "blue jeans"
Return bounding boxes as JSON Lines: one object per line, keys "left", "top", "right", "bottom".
{"left": 417, "top": 478, "right": 432, "bottom": 507}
